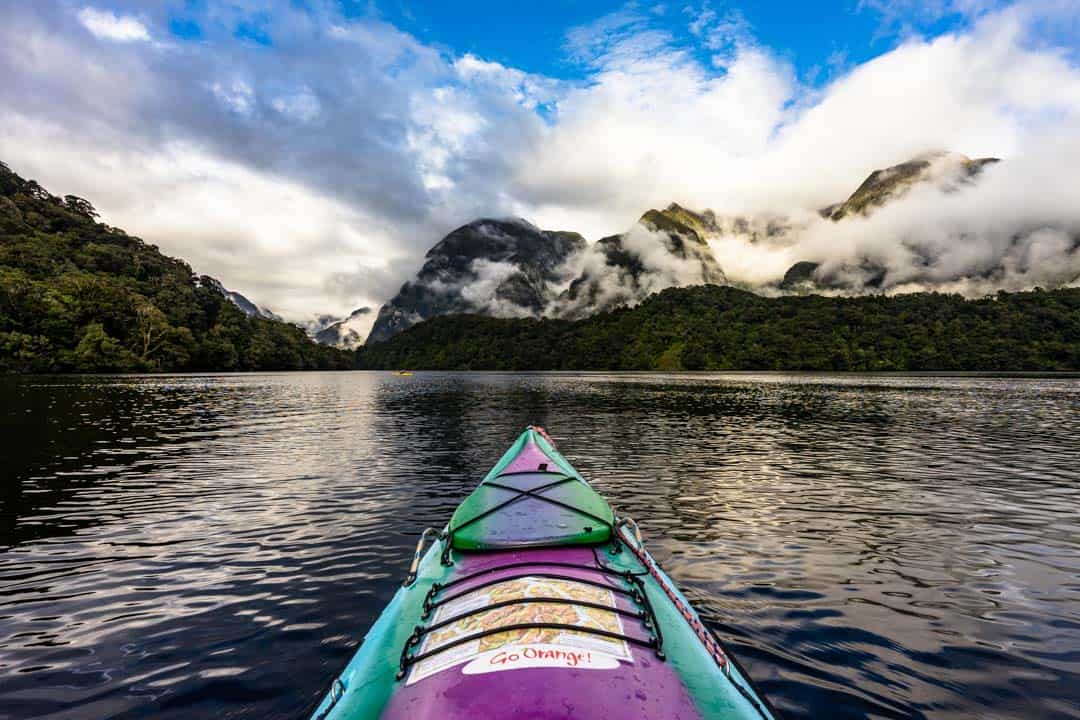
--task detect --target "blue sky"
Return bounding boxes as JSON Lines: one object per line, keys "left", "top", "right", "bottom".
{"left": 368, "top": 1, "right": 968, "bottom": 83}
{"left": 166, "top": 1, "right": 981, "bottom": 85}
{"left": 1, "top": 0, "right": 1078, "bottom": 319}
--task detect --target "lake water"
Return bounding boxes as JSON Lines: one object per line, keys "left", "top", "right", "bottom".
{"left": 1, "top": 372, "right": 1078, "bottom": 719}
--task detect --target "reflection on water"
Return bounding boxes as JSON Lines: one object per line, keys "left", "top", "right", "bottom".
{"left": 1, "top": 372, "right": 1078, "bottom": 719}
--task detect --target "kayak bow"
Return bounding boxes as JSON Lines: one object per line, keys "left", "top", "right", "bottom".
{"left": 310, "top": 427, "right": 777, "bottom": 720}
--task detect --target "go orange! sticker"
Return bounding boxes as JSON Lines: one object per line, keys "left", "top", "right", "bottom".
{"left": 462, "top": 643, "right": 621, "bottom": 674}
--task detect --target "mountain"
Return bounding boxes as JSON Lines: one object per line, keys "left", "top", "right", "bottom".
{"left": 201, "top": 277, "right": 283, "bottom": 321}
{"left": 367, "top": 150, "right": 1079, "bottom": 342}
{"left": 356, "top": 285, "right": 1080, "bottom": 371}
{"left": 368, "top": 151, "right": 1074, "bottom": 342}
{"left": 554, "top": 204, "right": 726, "bottom": 319}
{"left": 313, "top": 307, "right": 373, "bottom": 349}
{"left": 0, "top": 160, "right": 352, "bottom": 373}
{"left": 823, "top": 151, "right": 999, "bottom": 222}
{"left": 366, "top": 151, "right": 1025, "bottom": 344}
{"left": 298, "top": 314, "right": 342, "bottom": 337}
{"left": 778, "top": 261, "right": 822, "bottom": 292}
{"left": 367, "top": 205, "right": 729, "bottom": 343}
{"left": 779, "top": 152, "right": 1003, "bottom": 291}
{"left": 367, "top": 218, "right": 587, "bottom": 343}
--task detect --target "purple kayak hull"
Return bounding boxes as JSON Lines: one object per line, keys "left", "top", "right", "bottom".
{"left": 381, "top": 546, "right": 703, "bottom": 720}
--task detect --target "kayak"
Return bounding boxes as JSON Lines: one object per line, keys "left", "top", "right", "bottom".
{"left": 309, "top": 427, "right": 778, "bottom": 720}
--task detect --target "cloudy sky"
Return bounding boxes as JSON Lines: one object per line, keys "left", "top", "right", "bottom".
{"left": 1, "top": 0, "right": 1078, "bottom": 320}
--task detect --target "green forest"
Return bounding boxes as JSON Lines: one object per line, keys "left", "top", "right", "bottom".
{"left": 357, "top": 285, "right": 1080, "bottom": 371}
{"left": 0, "top": 162, "right": 351, "bottom": 372}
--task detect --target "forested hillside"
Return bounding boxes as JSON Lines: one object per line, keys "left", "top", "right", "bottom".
{"left": 0, "top": 162, "right": 351, "bottom": 372}
{"left": 356, "top": 285, "right": 1080, "bottom": 371}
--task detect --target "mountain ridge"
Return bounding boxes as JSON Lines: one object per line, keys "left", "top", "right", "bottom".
{"left": 201, "top": 277, "right": 283, "bottom": 322}
{"left": 362, "top": 149, "right": 1079, "bottom": 343}
{"left": 824, "top": 151, "right": 999, "bottom": 222}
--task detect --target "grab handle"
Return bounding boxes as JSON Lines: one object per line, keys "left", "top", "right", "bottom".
{"left": 403, "top": 528, "right": 439, "bottom": 587}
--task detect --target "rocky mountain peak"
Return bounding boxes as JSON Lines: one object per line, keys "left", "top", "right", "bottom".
{"left": 366, "top": 218, "right": 587, "bottom": 343}
{"left": 826, "top": 151, "right": 999, "bottom": 221}
{"left": 644, "top": 203, "right": 722, "bottom": 243}
{"left": 366, "top": 207, "right": 731, "bottom": 342}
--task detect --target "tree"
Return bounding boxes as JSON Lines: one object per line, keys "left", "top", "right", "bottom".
{"left": 0, "top": 331, "right": 52, "bottom": 372}
{"left": 23, "top": 180, "right": 51, "bottom": 201}
{"left": 134, "top": 300, "right": 195, "bottom": 367}
{"left": 63, "top": 195, "right": 99, "bottom": 220}
{"left": 74, "top": 323, "right": 138, "bottom": 371}
{"left": 680, "top": 338, "right": 707, "bottom": 370}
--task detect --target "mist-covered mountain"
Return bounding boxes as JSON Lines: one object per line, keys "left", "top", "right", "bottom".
{"left": 778, "top": 152, "right": 1005, "bottom": 292}
{"left": 617, "top": 150, "right": 1075, "bottom": 296}
{"left": 554, "top": 206, "right": 727, "bottom": 320}
{"left": 774, "top": 150, "right": 1071, "bottom": 296}
{"left": 822, "top": 152, "right": 999, "bottom": 222}
{"left": 367, "top": 219, "right": 588, "bottom": 343}
{"left": 366, "top": 149, "right": 1079, "bottom": 343}
{"left": 367, "top": 206, "right": 727, "bottom": 342}
{"left": 313, "top": 307, "right": 373, "bottom": 350}
{"left": 298, "top": 314, "right": 341, "bottom": 337}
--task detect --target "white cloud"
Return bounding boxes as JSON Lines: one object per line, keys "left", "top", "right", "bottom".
{"left": 509, "top": 36, "right": 797, "bottom": 230}
{"left": 77, "top": 6, "right": 150, "bottom": 43}
{"left": 212, "top": 79, "right": 256, "bottom": 115}
{"left": 453, "top": 54, "right": 560, "bottom": 111}
{"left": 511, "top": 4, "right": 1080, "bottom": 234}
{"left": 272, "top": 89, "right": 321, "bottom": 123}
{"left": 563, "top": 8, "right": 669, "bottom": 69}
{"left": 406, "top": 85, "right": 488, "bottom": 191}
{"left": 459, "top": 259, "right": 539, "bottom": 317}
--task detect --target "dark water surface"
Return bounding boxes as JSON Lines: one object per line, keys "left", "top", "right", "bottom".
{"left": 1, "top": 372, "right": 1078, "bottom": 719}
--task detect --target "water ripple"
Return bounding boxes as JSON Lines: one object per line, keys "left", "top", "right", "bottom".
{"left": 1, "top": 372, "right": 1078, "bottom": 719}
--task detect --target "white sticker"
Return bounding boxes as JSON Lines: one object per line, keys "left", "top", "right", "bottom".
{"left": 462, "top": 643, "right": 621, "bottom": 675}
{"left": 406, "top": 575, "right": 633, "bottom": 685}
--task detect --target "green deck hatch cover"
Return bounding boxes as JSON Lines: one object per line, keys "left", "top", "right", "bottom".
{"left": 448, "top": 429, "right": 615, "bottom": 550}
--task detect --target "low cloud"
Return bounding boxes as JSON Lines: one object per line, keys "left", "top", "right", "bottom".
{"left": 699, "top": 140, "right": 1080, "bottom": 295}
{"left": 801, "top": 142, "right": 1080, "bottom": 293}
{"left": 458, "top": 259, "right": 542, "bottom": 318}
{"left": 549, "top": 223, "right": 726, "bottom": 318}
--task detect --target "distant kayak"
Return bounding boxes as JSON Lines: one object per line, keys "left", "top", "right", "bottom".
{"left": 394, "top": 370, "right": 414, "bottom": 376}
{"left": 309, "top": 427, "right": 777, "bottom": 720}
